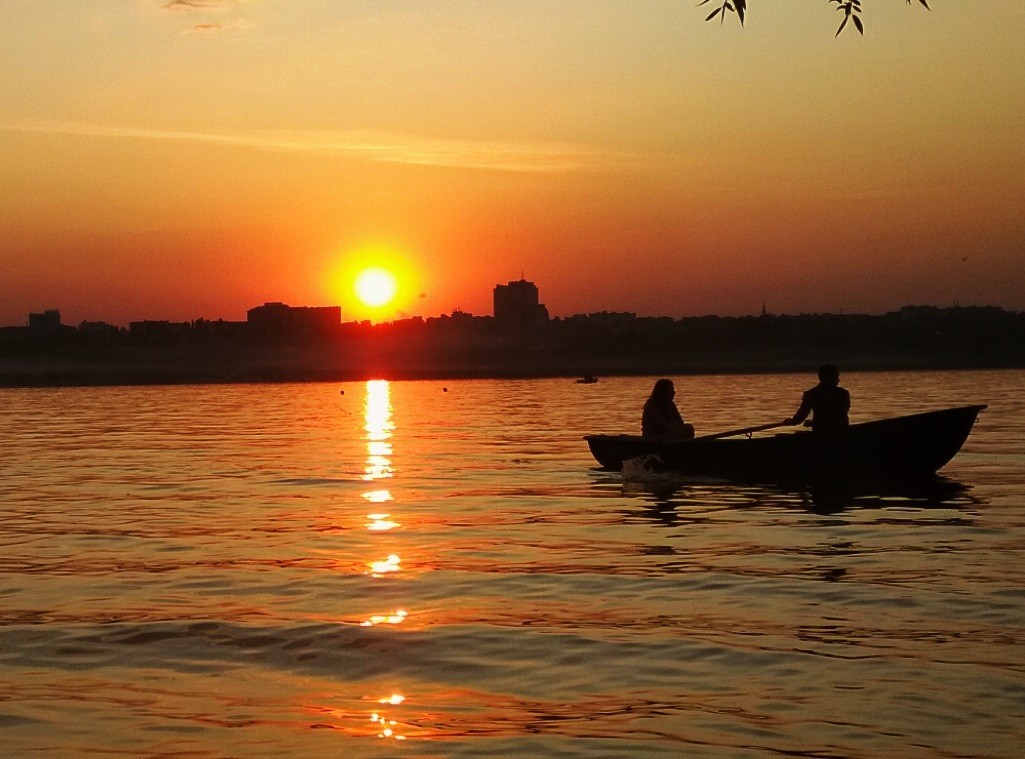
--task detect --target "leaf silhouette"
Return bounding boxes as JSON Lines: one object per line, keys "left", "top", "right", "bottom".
{"left": 701, "top": 0, "right": 929, "bottom": 35}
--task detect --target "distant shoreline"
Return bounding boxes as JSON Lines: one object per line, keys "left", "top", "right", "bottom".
{"left": 5, "top": 305, "right": 1023, "bottom": 388}
{"left": 2, "top": 355, "right": 1022, "bottom": 389}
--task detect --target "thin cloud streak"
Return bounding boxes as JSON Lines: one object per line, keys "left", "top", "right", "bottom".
{"left": 3, "top": 121, "right": 637, "bottom": 174}
{"left": 161, "top": 0, "right": 237, "bottom": 11}
{"left": 185, "top": 22, "right": 249, "bottom": 34}
{"left": 159, "top": 0, "right": 252, "bottom": 33}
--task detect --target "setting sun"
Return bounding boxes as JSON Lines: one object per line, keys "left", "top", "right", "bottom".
{"left": 354, "top": 267, "right": 399, "bottom": 309}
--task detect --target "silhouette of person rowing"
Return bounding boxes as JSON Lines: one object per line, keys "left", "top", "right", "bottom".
{"left": 642, "top": 378, "right": 695, "bottom": 441}
{"left": 785, "top": 364, "right": 850, "bottom": 432}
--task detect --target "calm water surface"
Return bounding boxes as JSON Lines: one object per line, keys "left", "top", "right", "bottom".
{"left": 1, "top": 371, "right": 1023, "bottom": 758}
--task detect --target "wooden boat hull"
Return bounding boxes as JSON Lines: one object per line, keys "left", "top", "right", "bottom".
{"left": 585, "top": 405, "right": 986, "bottom": 483}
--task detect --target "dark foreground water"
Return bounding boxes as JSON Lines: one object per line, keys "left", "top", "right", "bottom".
{"left": 1, "top": 371, "right": 1023, "bottom": 758}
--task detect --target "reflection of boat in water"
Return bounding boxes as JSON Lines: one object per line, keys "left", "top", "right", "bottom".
{"left": 616, "top": 475, "right": 979, "bottom": 521}
{"left": 576, "top": 375, "right": 599, "bottom": 384}
{"left": 585, "top": 405, "right": 986, "bottom": 484}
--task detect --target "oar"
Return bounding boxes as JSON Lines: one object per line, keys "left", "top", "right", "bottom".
{"left": 690, "top": 420, "right": 791, "bottom": 442}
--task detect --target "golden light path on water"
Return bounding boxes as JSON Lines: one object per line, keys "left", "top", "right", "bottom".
{"left": 362, "top": 379, "right": 394, "bottom": 483}
{"left": 360, "top": 380, "right": 408, "bottom": 741}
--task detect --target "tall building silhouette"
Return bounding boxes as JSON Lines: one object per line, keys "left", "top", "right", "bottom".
{"left": 493, "top": 279, "right": 549, "bottom": 330}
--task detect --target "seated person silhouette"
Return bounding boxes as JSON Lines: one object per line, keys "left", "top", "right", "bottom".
{"left": 785, "top": 364, "right": 850, "bottom": 432}
{"left": 642, "top": 378, "right": 695, "bottom": 441}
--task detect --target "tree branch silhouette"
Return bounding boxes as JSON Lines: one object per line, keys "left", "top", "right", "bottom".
{"left": 700, "top": 0, "right": 930, "bottom": 36}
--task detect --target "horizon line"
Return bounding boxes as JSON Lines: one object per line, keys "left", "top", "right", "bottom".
{"left": 6, "top": 302, "right": 1018, "bottom": 332}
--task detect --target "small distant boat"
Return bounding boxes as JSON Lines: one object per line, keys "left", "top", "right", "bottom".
{"left": 585, "top": 405, "right": 986, "bottom": 483}
{"left": 576, "top": 375, "right": 599, "bottom": 384}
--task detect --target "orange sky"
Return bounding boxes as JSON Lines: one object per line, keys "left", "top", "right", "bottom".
{"left": 1, "top": 1, "right": 1023, "bottom": 326}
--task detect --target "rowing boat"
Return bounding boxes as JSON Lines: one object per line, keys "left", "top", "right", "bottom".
{"left": 585, "top": 405, "right": 986, "bottom": 483}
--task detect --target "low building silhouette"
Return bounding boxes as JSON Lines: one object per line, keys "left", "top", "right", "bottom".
{"left": 128, "top": 320, "right": 191, "bottom": 342}
{"left": 28, "top": 310, "right": 68, "bottom": 336}
{"left": 246, "top": 302, "right": 341, "bottom": 337}
{"left": 78, "top": 321, "right": 121, "bottom": 343}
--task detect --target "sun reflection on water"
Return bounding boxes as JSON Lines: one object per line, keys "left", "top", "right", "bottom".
{"left": 366, "top": 513, "right": 400, "bottom": 531}
{"left": 360, "top": 609, "right": 408, "bottom": 627}
{"left": 369, "top": 712, "right": 406, "bottom": 740}
{"left": 362, "top": 380, "right": 394, "bottom": 482}
{"left": 368, "top": 553, "right": 401, "bottom": 576}
{"left": 359, "top": 381, "right": 411, "bottom": 741}
{"left": 370, "top": 694, "right": 408, "bottom": 740}
{"left": 363, "top": 383, "right": 403, "bottom": 571}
